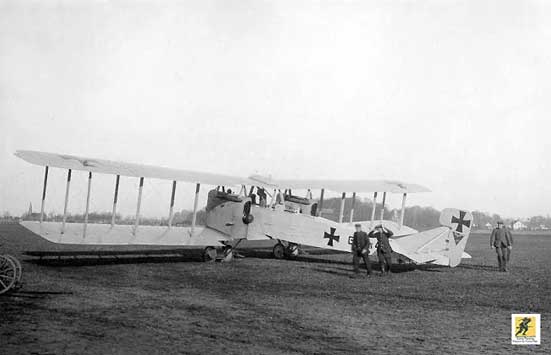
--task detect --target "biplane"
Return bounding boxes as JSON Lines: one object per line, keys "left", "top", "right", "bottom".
{"left": 14, "top": 150, "right": 473, "bottom": 267}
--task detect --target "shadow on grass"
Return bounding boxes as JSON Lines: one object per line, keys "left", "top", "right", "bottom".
{"left": 310, "top": 262, "right": 446, "bottom": 279}
{"left": 24, "top": 252, "right": 205, "bottom": 267}
{"left": 23, "top": 246, "right": 483, "bottom": 275}
{"left": 456, "top": 263, "right": 499, "bottom": 272}
{"left": 239, "top": 249, "right": 447, "bottom": 273}
{"left": 0, "top": 290, "right": 74, "bottom": 299}
{"left": 238, "top": 249, "right": 351, "bottom": 265}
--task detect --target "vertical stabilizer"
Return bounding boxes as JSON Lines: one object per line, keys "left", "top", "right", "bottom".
{"left": 439, "top": 208, "right": 473, "bottom": 266}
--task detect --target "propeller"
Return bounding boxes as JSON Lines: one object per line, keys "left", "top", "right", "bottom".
{"left": 242, "top": 201, "right": 254, "bottom": 224}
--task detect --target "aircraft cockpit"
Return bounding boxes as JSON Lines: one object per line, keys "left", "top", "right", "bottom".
{"left": 206, "top": 186, "right": 243, "bottom": 211}
{"left": 282, "top": 190, "right": 312, "bottom": 214}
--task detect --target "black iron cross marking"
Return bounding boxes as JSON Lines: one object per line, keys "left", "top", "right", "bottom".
{"left": 451, "top": 211, "right": 471, "bottom": 233}
{"left": 324, "top": 227, "right": 340, "bottom": 246}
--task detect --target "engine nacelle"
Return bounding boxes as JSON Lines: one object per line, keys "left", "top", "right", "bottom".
{"left": 205, "top": 191, "right": 253, "bottom": 239}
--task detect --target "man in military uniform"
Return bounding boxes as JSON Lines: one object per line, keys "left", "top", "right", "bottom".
{"left": 257, "top": 187, "right": 267, "bottom": 207}
{"left": 352, "top": 224, "right": 371, "bottom": 276}
{"left": 490, "top": 221, "right": 513, "bottom": 271}
{"left": 369, "top": 224, "right": 393, "bottom": 275}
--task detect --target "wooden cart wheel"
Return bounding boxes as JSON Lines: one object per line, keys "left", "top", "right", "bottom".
{"left": 0, "top": 255, "right": 17, "bottom": 295}
{"left": 5, "top": 255, "right": 22, "bottom": 287}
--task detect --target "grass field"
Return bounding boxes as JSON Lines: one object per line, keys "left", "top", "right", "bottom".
{"left": 0, "top": 224, "right": 549, "bottom": 354}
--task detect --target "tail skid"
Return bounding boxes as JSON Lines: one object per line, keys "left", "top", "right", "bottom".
{"left": 390, "top": 208, "right": 473, "bottom": 267}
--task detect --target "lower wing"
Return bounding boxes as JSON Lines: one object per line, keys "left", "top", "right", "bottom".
{"left": 20, "top": 221, "right": 230, "bottom": 246}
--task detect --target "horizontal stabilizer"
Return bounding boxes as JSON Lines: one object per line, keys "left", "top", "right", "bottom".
{"left": 390, "top": 227, "right": 451, "bottom": 264}
{"left": 390, "top": 208, "right": 473, "bottom": 267}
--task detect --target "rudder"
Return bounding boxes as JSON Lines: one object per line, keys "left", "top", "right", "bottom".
{"left": 439, "top": 208, "right": 473, "bottom": 267}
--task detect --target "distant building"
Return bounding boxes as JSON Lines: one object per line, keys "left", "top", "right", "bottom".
{"left": 24, "top": 213, "right": 42, "bottom": 221}
{"left": 511, "top": 220, "right": 527, "bottom": 231}
{"left": 485, "top": 222, "right": 493, "bottom": 229}
{"left": 22, "top": 202, "right": 41, "bottom": 221}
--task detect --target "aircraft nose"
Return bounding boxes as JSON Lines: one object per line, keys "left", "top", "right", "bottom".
{"left": 242, "top": 201, "right": 254, "bottom": 224}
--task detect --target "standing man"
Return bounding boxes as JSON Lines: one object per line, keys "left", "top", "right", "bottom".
{"left": 369, "top": 224, "right": 393, "bottom": 275}
{"left": 352, "top": 224, "right": 372, "bottom": 276}
{"left": 257, "top": 187, "right": 267, "bottom": 207}
{"left": 490, "top": 221, "right": 513, "bottom": 271}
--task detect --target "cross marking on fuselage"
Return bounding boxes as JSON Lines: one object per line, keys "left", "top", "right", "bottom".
{"left": 324, "top": 227, "right": 340, "bottom": 246}
{"left": 451, "top": 211, "right": 471, "bottom": 233}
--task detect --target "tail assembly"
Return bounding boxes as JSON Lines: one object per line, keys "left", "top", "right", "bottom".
{"left": 389, "top": 208, "right": 473, "bottom": 267}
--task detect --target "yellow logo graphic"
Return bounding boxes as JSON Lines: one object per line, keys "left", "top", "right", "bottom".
{"left": 514, "top": 316, "right": 536, "bottom": 337}
{"left": 511, "top": 314, "right": 540, "bottom": 345}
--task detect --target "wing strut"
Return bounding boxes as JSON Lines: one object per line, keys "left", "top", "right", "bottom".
{"left": 61, "top": 169, "right": 72, "bottom": 234}
{"left": 338, "top": 192, "right": 346, "bottom": 223}
{"left": 349, "top": 192, "right": 356, "bottom": 223}
{"left": 39, "top": 166, "right": 49, "bottom": 224}
{"left": 318, "top": 188, "right": 325, "bottom": 217}
{"left": 399, "top": 193, "right": 407, "bottom": 228}
{"left": 379, "top": 192, "right": 387, "bottom": 221}
{"left": 370, "top": 192, "right": 378, "bottom": 226}
{"left": 168, "top": 180, "right": 176, "bottom": 228}
{"left": 191, "top": 183, "right": 200, "bottom": 235}
{"left": 111, "top": 175, "right": 120, "bottom": 227}
{"left": 83, "top": 172, "right": 92, "bottom": 239}
{"left": 132, "top": 177, "right": 144, "bottom": 235}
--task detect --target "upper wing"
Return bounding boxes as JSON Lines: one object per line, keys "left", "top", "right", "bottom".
{"left": 249, "top": 175, "right": 430, "bottom": 193}
{"left": 15, "top": 150, "right": 430, "bottom": 193}
{"left": 15, "top": 150, "right": 247, "bottom": 186}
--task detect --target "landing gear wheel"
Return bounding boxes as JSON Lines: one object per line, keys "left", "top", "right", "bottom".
{"left": 202, "top": 247, "right": 217, "bottom": 262}
{"left": 273, "top": 243, "right": 285, "bottom": 259}
{"left": 285, "top": 243, "right": 299, "bottom": 258}
{"left": 0, "top": 255, "right": 17, "bottom": 295}
{"left": 222, "top": 246, "right": 233, "bottom": 262}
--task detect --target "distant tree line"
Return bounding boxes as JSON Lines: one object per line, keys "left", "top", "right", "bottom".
{"left": 314, "top": 198, "right": 551, "bottom": 230}
{"left": 19, "top": 210, "right": 208, "bottom": 226}
{"left": 319, "top": 197, "right": 441, "bottom": 230}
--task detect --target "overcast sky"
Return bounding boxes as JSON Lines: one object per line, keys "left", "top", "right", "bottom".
{"left": 1, "top": 0, "right": 550, "bottom": 219}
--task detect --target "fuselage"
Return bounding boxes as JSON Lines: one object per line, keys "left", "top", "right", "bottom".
{"left": 205, "top": 196, "right": 417, "bottom": 255}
